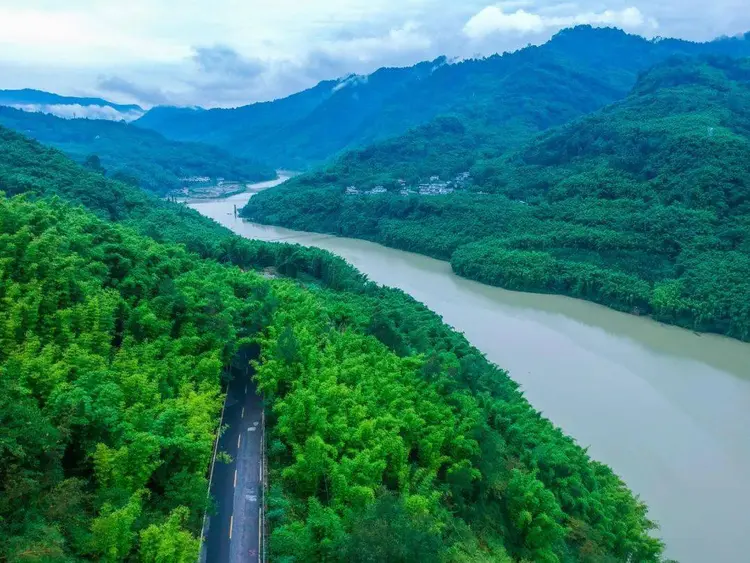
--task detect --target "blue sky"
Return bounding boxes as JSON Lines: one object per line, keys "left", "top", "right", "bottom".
{"left": 0, "top": 0, "right": 747, "bottom": 107}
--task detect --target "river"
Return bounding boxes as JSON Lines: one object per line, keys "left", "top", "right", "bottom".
{"left": 189, "top": 185, "right": 750, "bottom": 563}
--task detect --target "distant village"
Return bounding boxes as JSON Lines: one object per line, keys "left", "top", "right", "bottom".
{"left": 173, "top": 176, "right": 246, "bottom": 199}
{"left": 345, "top": 172, "right": 472, "bottom": 197}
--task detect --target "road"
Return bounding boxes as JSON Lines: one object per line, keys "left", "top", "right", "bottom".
{"left": 203, "top": 364, "right": 264, "bottom": 563}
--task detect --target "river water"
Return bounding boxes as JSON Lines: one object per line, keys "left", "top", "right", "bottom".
{"left": 189, "top": 187, "right": 750, "bottom": 563}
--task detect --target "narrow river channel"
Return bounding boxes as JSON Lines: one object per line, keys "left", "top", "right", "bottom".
{"left": 189, "top": 184, "right": 750, "bottom": 563}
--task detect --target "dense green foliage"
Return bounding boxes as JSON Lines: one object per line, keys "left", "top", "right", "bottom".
{"left": 0, "top": 126, "right": 667, "bottom": 561}
{"left": 0, "top": 106, "right": 275, "bottom": 194}
{"left": 0, "top": 125, "right": 363, "bottom": 290}
{"left": 0, "top": 195, "right": 270, "bottom": 560}
{"left": 138, "top": 26, "right": 750, "bottom": 170}
{"left": 257, "top": 281, "right": 664, "bottom": 562}
{"left": 245, "top": 57, "right": 750, "bottom": 341}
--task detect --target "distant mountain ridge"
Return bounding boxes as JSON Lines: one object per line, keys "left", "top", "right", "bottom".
{"left": 0, "top": 105, "right": 274, "bottom": 193}
{"left": 136, "top": 26, "right": 750, "bottom": 169}
{"left": 0, "top": 88, "right": 144, "bottom": 121}
{"left": 136, "top": 60, "right": 442, "bottom": 168}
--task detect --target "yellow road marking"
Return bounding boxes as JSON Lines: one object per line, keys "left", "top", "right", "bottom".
{"left": 229, "top": 514, "right": 233, "bottom": 539}
{"left": 237, "top": 434, "right": 241, "bottom": 449}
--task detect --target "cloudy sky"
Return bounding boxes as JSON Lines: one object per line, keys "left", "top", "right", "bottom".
{"left": 0, "top": 0, "right": 747, "bottom": 108}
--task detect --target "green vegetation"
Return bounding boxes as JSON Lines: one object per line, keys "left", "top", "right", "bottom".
{"left": 1, "top": 126, "right": 665, "bottom": 561}
{"left": 245, "top": 57, "right": 750, "bottom": 341}
{"left": 138, "top": 26, "right": 750, "bottom": 170}
{"left": 0, "top": 195, "right": 262, "bottom": 561}
{"left": 0, "top": 106, "right": 275, "bottom": 194}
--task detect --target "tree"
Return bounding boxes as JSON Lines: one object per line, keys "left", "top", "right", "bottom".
{"left": 343, "top": 494, "right": 443, "bottom": 563}
{"left": 84, "top": 154, "right": 106, "bottom": 174}
{"left": 139, "top": 507, "right": 200, "bottom": 563}
{"left": 504, "top": 469, "right": 565, "bottom": 563}
{"left": 89, "top": 492, "right": 143, "bottom": 562}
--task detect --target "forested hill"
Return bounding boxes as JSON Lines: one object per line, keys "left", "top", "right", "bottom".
{"left": 0, "top": 106, "right": 275, "bottom": 194}
{"left": 0, "top": 125, "right": 664, "bottom": 561}
{"left": 136, "top": 60, "right": 439, "bottom": 168}
{"left": 244, "top": 57, "right": 750, "bottom": 341}
{"left": 269, "top": 28, "right": 750, "bottom": 190}
{"left": 137, "top": 26, "right": 750, "bottom": 170}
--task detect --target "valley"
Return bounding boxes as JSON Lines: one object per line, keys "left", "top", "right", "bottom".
{"left": 2, "top": 16, "right": 750, "bottom": 563}
{"left": 245, "top": 57, "right": 750, "bottom": 342}
{"left": 194, "top": 185, "right": 750, "bottom": 563}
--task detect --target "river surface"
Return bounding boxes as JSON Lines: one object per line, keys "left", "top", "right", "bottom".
{"left": 189, "top": 186, "right": 750, "bottom": 563}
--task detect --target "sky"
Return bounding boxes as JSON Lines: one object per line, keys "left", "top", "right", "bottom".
{"left": 0, "top": 0, "right": 748, "bottom": 109}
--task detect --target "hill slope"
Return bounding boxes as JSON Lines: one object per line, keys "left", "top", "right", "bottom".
{"left": 0, "top": 126, "right": 664, "bottom": 561}
{"left": 244, "top": 57, "right": 750, "bottom": 340}
{"left": 0, "top": 105, "right": 275, "bottom": 194}
{"left": 137, "top": 60, "right": 440, "bottom": 168}
{"left": 137, "top": 26, "right": 750, "bottom": 169}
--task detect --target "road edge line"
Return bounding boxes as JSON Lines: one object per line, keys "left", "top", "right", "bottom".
{"left": 197, "top": 375, "right": 230, "bottom": 562}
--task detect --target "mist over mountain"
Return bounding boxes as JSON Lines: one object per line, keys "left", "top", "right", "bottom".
{"left": 0, "top": 89, "right": 145, "bottom": 121}
{"left": 0, "top": 105, "right": 274, "bottom": 194}
{"left": 4, "top": 17, "right": 750, "bottom": 563}
{"left": 136, "top": 26, "right": 750, "bottom": 170}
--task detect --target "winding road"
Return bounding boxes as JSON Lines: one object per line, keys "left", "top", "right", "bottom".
{"left": 203, "top": 366, "right": 264, "bottom": 563}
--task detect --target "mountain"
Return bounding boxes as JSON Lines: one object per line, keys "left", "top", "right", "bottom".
{"left": 135, "top": 77, "right": 338, "bottom": 144}
{"left": 258, "top": 26, "right": 750, "bottom": 187}
{"left": 0, "top": 125, "right": 663, "bottom": 561}
{"left": 136, "top": 61, "right": 441, "bottom": 169}
{"left": 0, "top": 88, "right": 144, "bottom": 121}
{"left": 0, "top": 105, "right": 275, "bottom": 194}
{"left": 244, "top": 56, "right": 750, "bottom": 341}
{"left": 137, "top": 26, "right": 750, "bottom": 170}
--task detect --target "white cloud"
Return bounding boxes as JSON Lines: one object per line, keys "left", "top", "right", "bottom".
{"left": 0, "top": 5, "right": 188, "bottom": 63}
{"left": 319, "top": 23, "right": 432, "bottom": 63}
{"left": 7, "top": 103, "right": 144, "bottom": 121}
{"left": 0, "top": 1, "right": 746, "bottom": 107}
{"left": 332, "top": 74, "right": 369, "bottom": 93}
{"left": 568, "top": 7, "right": 652, "bottom": 28}
{"left": 464, "top": 5, "right": 657, "bottom": 39}
{"left": 465, "top": 7, "right": 545, "bottom": 36}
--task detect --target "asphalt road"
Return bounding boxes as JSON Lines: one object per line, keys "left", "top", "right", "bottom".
{"left": 204, "top": 364, "right": 264, "bottom": 563}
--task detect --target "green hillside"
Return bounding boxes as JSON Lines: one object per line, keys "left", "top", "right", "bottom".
{"left": 0, "top": 106, "right": 275, "bottom": 194}
{"left": 0, "top": 126, "right": 664, "bottom": 561}
{"left": 244, "top": 57, "right": 750, "bottom": 341}
{"left": 137, "top": 26, "right": 750, "bottom": 170}
{"left": 274, "top": 28, "right": 750, "bottom": 192}
{"left": 137, "top": 61, "right": 441, "bottom": 169}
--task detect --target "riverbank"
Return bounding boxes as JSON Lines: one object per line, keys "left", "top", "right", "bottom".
{"left": 245, "top": 206, "right": 750, "bottom": 343}
{"left": 242, "top": 174, "right": 750, "bottom": 343}
{"left": 190, "top": 188, "right": 750, "bottom": 563}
